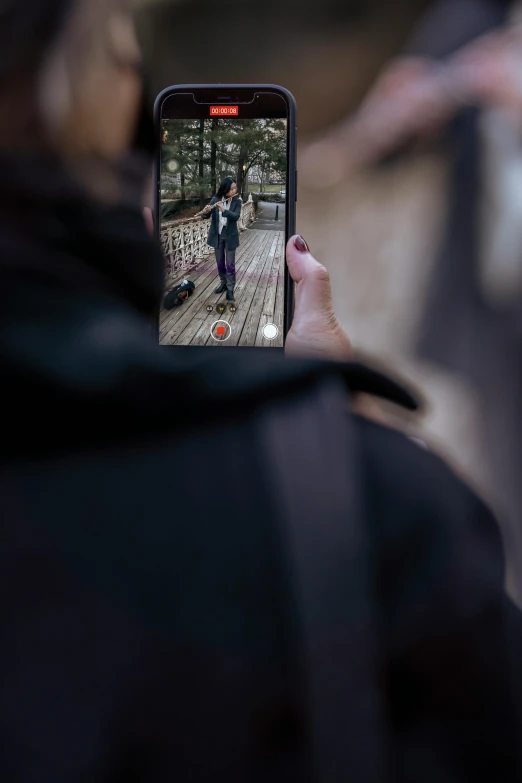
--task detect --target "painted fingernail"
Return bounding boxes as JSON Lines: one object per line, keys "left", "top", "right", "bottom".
{"left": 294, "top": 235, "right": 310, "bottom": 253}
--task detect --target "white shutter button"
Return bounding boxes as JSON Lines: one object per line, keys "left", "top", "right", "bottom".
{"left": 263, "top": 323, "right": 279, "bottom": 340}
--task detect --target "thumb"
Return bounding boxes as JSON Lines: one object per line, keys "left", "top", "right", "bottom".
{"left": 285, "top": 235, "right": 353, "bottom": 361}
{"left": 286, "top": 235, "right": 336, "bottom": 318}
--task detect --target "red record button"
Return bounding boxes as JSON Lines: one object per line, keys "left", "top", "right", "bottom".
{"left": 210, "top": 320, "right": 232, "bottom": 342}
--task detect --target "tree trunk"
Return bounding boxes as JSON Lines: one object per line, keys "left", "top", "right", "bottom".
{"left": 210, "top": 118, "right": 218, "bottom": 195}
{"left": 180, "top": 172, "right": 186, "bottom": 202}
{"left": 198, "top": 119, "right": 205, "bottom": 209}
{"left": 236, "top": 119, "right": 250, "bottom": 200}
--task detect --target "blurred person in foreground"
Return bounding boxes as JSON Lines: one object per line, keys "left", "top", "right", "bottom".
{"left": 1, "top": 2, "right": 522, "bottom": 783}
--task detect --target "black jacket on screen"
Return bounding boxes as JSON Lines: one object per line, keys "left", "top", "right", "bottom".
{"left": 203, "top": 194, "right": 242, "bottom": 250}
{"left": 0, "top": 158, "right": 521, "bottom": 783}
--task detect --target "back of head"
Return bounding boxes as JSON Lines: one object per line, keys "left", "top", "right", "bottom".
{"left": 0, "top": 0, "right": 145, "bottom": 186}
{"left": 0, "top": 0, "right": 164, "bottom": 327}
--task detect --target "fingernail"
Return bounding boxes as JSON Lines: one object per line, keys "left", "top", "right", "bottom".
{"left": 294, "top": 235, "right": 310, "bottom": 253}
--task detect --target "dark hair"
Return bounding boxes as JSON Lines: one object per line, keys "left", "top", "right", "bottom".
{"left": 0, "top": 0, "right": 132, "bottom": 80}
{"left": 217, "top": 177, "right": 236, "bottom": 199}
{"left": 0, "top": 0, "right": 72, "bottom": 78}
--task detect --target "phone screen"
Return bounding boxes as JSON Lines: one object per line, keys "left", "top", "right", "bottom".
{"left": 157, "top": 88, "right": 293, "bottom": 348}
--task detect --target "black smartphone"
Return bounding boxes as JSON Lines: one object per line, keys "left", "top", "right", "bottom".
{"left": 153, "top": 84, "right": 297, "bottom": 350}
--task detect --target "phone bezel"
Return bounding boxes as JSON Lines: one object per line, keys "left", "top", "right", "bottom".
{"left": 153, "top": 84, "right": 297, "bottom": 353}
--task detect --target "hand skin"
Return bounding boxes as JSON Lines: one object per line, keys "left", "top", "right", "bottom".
{"left": 144, "top": 209, "right": 385, "bottom": 423}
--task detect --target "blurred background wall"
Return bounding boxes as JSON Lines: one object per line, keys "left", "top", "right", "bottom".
{"left": 135, "top": 0, "right": 522, "bottom": 604}
{"left": 135, "top": 0, "right": 431, "bottom": 136}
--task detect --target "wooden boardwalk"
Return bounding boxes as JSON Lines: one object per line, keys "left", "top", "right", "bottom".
{"left": 160, "top": 228, "right": 285, "bottom": 347}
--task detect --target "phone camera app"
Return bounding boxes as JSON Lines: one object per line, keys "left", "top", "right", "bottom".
{"left": 160, "top": 108, "right": 287, "bottom": 348}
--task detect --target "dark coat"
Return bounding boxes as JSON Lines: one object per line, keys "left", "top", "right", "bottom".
{"left": 203, "top": 194, "right": 242, "bottom": 250}
{"left": 1, "top": 171, "right": 522, "bottom": 782}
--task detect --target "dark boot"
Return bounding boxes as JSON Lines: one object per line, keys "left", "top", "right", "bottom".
{"left": 226, "top": 274, "right": 236, "bottom": 302}
{"left": 214, "top": 273, "right": 227, "bottom": 294}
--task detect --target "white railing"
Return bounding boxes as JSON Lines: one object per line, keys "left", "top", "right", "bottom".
{"left": 161, "top": 194, "right": 256, "bottom": 275}
{"left": 237, "top": 194, "right": 256, "bottom": 231}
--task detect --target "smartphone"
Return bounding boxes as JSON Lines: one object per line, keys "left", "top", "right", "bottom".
{"left": 153, "top": 84, "right": 297, "bottom": 350}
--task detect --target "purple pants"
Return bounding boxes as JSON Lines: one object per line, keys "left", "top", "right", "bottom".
{"left": 215, "top": 232, "right": 236, "bottom": 276}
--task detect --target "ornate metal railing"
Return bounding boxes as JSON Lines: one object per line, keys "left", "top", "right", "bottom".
{"left": 237, "top": 194, "right": 256, "bottom": 232}
{"left": 161, "top": 194, "right": 256, "bottom": 276}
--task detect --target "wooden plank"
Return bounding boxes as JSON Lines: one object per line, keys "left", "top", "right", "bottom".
{"left": 192, "top": 230, "right": 275, "bottom": 347}
{"left": 238, "top": 232, "right": 280, "bottom": 347}
{"left": 162, "top": 227, "right": 258, "bottom": 290}
{"left": 160, "top": 268, "right": 221, "bottom": 342}
{"left": 173, "top": 230, "right": 265, "bottom": 346}
{"left": 209, "top": 231, "right": 277, "bottom": 347}
{"left": 161, "top": 231, "right": 253, "bottom": 300}
{"left": 177, "top": 310, "right": 216, "bottom": 346}
{"left": 159, "top": 229, "right": 259, "bottom": 342}
{"left": 238, "top": 232, "right": 282, "bottom": 348}
{"left": 162, "top": 222, "right": 260, "bottom": 299}
{"left": 257, "top": 232, "right": 285, "bottom": 348}
{"left": 255, "top": 231, "right": 284, "bottom": 347}
{"left": 189, "top": 315, "right": 221, "bottom": 347}
{"left": 160, "top": 229, "right": 266, "bottom": 346}
{"left": 160, "top": 228, "right": 260, "bottom": 330}
{"left": 161, "top": 258, "right": 216, "bottom": 326}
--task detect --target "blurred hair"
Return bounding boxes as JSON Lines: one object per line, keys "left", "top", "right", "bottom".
{"left": 0, "top": 0, "right": 72, "bottom": 78}
{"left": 0, "top": 0, "right": 132, "bottom": 77}
{"left": 217, "top": 177, "right": 237, "bottom": 198}
{"left": 0, "top": 0, "right": 134, "bottom": 150}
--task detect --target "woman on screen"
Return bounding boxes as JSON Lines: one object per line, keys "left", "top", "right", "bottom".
{"left": 202, "top": 176, "right": 241, "bottom": 302}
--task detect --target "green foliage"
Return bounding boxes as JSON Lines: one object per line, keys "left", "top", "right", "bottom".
{"left": 160, "top": 197, "right": 201, "bottom": 222}
{"left": 161, "top": 118, "right": 287, "bottom": 198}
